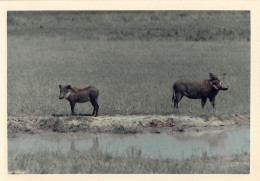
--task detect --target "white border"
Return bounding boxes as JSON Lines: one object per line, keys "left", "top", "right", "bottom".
{"left": 1, "top": 1, "right": 259, "bottom": 181}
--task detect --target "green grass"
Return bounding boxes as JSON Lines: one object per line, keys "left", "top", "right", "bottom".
{"left": 8, "top": 11, "right": 250, "bottom": 41}
{"left": 7, "top": 37, "right": 250, "bottom": 118}
{"left": 7, "top": 11, "right": 250, "bottom": 118}
{"left": 8, "top": 149, "right": 249, "bottom": 174}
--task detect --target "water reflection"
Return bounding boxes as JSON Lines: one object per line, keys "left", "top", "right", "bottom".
{"left": 8, "top": 128, "right": 249, "bottom": 160}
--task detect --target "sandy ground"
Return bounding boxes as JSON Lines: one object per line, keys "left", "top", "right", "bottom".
{"left": 7, "top": 114, "right": 250, "bottom": 134}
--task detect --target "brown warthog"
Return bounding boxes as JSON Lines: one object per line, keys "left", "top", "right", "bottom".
{"left": 59, "top": 85, "right": 99, "bottom": 116}
{"left": 172, "top": 73, "right": 229, "bottom": 108}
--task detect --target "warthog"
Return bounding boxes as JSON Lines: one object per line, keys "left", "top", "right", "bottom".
{"left": 172, "top": 73, "right": 229, "bottom": 108}
{"left": 59, "top": 85, "right": 99, "bottom": 116}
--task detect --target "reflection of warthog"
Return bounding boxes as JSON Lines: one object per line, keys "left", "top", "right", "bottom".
{"left": 174, "top": 130, "right": 227, "bottom": 149}
{"left": 69, "top": 137, "right": 99, "bottom": 153}
{"left": 172, "top": 73, "right": 229, "bottom": 108}
{"left": 90, "top": 137, "right": 99, "bottom": 153}
{"left": 59, "top": 85, "right": 99, "bottom": 116}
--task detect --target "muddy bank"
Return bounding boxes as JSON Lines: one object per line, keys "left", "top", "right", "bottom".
{"left": 7, "top": 114, "right": 250, "bottom": 134}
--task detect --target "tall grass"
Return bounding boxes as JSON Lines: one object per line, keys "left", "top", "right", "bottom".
{"left": 7, "top": 37, "right": 250, "bottom": 118}
{"left": 7, "top": 11, "right": 250, "bottom": 41}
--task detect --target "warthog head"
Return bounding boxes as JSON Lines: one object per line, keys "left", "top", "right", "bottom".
{"left": 59, "top": 85, "right": 71, "bottom": 99}
{"left": 209, "top": 73, "right": 229, "bottom": 91}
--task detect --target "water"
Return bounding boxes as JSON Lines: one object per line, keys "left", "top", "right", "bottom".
{"left": 8, "top": 127, "right": 250, "bottom": 160}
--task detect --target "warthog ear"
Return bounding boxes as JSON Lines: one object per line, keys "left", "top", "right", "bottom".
{"left": 209, "top": 73, "right": 217, "bottom": 80}
{"left": 66, "top": 85, "right": 71, "bottom": 89}
{"left": 59, "top": 85, "right": 62, "bottom": 89}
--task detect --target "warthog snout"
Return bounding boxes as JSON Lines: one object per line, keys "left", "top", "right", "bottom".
{"left": 220, "top": 85, "right": 229, "bottom": 91}
{"left": 220, "top": 80, "right": 229, "bottom": 91}
{"left": 211, "top": 73, "right": 229, "bottom": 91}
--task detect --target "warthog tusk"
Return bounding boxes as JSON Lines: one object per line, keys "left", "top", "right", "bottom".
{"left": 212, "top": 85, "right": 219, "bottom": 90}
{"left": 65, "top": 92, "right": 71, "bottom": 99}
{"left": 209, "top": 81, "right": 219, "bottom": 90}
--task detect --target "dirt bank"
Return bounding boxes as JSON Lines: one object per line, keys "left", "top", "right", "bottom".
{"left": 7, "top": 114, "right": 250, "bottom": 134}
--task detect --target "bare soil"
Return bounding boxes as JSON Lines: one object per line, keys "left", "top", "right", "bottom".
{"left": 7, "top": 114, "right": 250, "bottom": 134}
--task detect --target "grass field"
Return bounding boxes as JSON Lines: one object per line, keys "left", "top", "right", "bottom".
{"left": 7, "top": 11, "right": 250, "bottom": 118}
{"left": 7, "top": 38, "right": 250, "bottom": 118}
{"left": 8, "top": 11, "right": 250, "bottom": 41}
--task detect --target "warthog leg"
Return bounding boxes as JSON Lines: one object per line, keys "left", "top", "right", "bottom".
{"left": 90, "top": 99, "right": 99, "bottom": 117}
{"left": 174, "top": 92, "right": 183, "bottom": 109}
{"left": 70, "top": 102, "right": 75, "bottom": 115}
{"left": 210, "top": 97, "right": 216, "bottom": 108}
{"left": 201, "top": 97, "right": 207, "bottom": 108}
{"left": 95, "top": 104, "right": 99, "bottom": 117}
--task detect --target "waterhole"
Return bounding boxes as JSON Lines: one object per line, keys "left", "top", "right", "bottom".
{"left": 8, "top": 127, "right": 249, "bottom": 160}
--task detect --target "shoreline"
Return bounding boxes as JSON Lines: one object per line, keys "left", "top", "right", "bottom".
{"left": 7, "top": 114, "right": 250, "bottom": 134}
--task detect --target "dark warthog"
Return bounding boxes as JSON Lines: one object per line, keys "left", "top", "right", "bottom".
{"left": 59, "top": 85, "right": 99, "bottom": 116}
{"left": 172, "top": 73, "right": 229, "bottom": 108}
